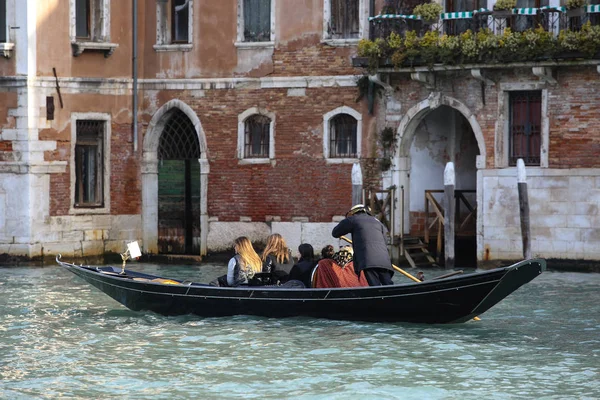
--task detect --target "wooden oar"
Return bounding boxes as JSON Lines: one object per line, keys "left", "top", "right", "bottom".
{"left": 340, "top": 236, "right": 422, "bottom": 283}
{"left": 339, "top": 235, "right": 481, "bottom": 321}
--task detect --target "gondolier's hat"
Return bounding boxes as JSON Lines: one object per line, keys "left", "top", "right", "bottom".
{"left": 346, "top": 204, "right": 371, "bottom": 217}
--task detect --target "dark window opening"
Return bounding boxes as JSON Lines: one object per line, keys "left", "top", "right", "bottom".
{"left": 330, "top": 0, "right": 359, "bottom": 39}
{"left": 172, "top": 0, "right": 189, "bottom": 43}
{"left": 509, "top": 91, "right": 541, "bottom": 166}
{"left": 0, "top": 0, "right": 6, "bottom": 43}
{"left": 445, "top": 0, "right": 487, "bottom": 35}
{"left": 244, "top": 0, "right": 271, "bottom": 42}
{"left": 158, "top": 109, "right": 201, "bottom": 160}
{"left": 75, "top": 120, "right": 104, "bottom": 207}
{"left": 244, "top": 115, "right": 270, "bottom": 158}
{"left": 75, "top": 0, "right": 91, "bottom": 39}
{"left": 330, "top": 114, "right": 357, "bottom": 158}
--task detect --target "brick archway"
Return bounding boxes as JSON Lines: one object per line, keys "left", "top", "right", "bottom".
{"left": 142, "top": 100, "right": 209, "bottom": 256}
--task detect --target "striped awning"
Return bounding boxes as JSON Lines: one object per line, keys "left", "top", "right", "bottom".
{"left": 587, "top": 4, "right": 600, "bottom": 13}
{"left": 513, "top": 7, "right": 537, "bottom": 15}
{"left": 539, "top": 6, "right": 566, "bottom": 12}
{"left": 441, "top": 11, "right": 474, "bottom": 19}
{"left": 369, "top": 14, "right": 422, "bottom": 21}
{"left": 473, "top": 8, "right": 490, "bottom": 13}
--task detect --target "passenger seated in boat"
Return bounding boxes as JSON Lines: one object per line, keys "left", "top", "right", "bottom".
{"left": 210, "top": 236, "right": 262, "bottom": 287}
{"left": 260, "top": 233, "right": 294, "bottom": 284}
{"left": 288, "top": 243, "right": 317, "bottom": 288}
{"left": 320, "top": 244, "right": 335, "bottom": 260}
{"left": 312, "top": 246, "right": 368, "bottom": 289}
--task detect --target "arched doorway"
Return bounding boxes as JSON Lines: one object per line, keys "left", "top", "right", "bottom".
{"left": 142, "top": 100, "right": 209, "bottom": 256}
{"left": 157, "top": 109, "right": 201, "bottom": 254}
{"left": 392, "top": 95, "right": 486, "bottom": 267}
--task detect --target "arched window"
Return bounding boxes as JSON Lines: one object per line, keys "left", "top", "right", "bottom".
{"left": 323, "top": 106, "right": 362, "bottom": 163}
{"left": 238, "top": 108, "right": 275, "bottom": 164}
{"left": 329, "top": 113, "right": 357, "bottom": 158}
{"left": 244, "top": 114, "right": 271, "bottom": 158}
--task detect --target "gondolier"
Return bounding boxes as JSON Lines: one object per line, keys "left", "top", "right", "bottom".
{"left": 332, "top": 204, "right": 395, "bottom": 286}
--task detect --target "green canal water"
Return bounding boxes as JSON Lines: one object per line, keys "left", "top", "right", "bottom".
{"left": 0, "top": 262, "right": 598, "bottom": 399}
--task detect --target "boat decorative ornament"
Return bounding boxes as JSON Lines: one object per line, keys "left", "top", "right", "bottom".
{"left": 56, "top": 243, "right": 546, "bottom": 324}
{"left": 120, "top": 241, "right": 142, "bottom": 274}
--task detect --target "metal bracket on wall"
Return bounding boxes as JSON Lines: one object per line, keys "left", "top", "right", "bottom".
{"left": 532, "top": 67, "right": 557, "bottom": 85}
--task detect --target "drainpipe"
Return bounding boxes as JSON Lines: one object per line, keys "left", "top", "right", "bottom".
{"left": 132, "top": 0, "right": 139, "bottom": 152}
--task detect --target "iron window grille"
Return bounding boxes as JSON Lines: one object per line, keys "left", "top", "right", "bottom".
{"left": 172, "top": 0, "right": 190, "bottom": 43}
{"left": 509, "top": 91, "right": 541, "bottom": 166}
{"left": 244, "top": 0, "right": 271, "bottom": 42}
{"left": 330, "top": 0, "right": 359, "bottom": 39}
{"left": 244, "top": 115, "right": 270, "bottom": 158}
{"left": 330, "top": 114, "right": 358, "bottom": 158}
{"left": 75, "top": 120, "right": 104, "bottom": 207}
{"left": 158, "top": 109, "right": 201, "bottom": 160}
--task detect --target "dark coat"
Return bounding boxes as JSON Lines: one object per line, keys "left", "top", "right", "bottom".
{"left": 332, "top": 213, "right": 394, "bottom": 274}
{"left": 288, "top": 258, "right": 317, "bottom": 288}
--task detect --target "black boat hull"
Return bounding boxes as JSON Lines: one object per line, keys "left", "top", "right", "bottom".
{"left": 57, "top": 258, "right": 545, "bottom": 324}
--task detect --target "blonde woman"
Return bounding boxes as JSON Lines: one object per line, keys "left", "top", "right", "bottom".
{"left": 214, "top": 236, "right": 262, "bottom": 287}
{"left": 261, "top": 233, "right": 294, "bottom": 282}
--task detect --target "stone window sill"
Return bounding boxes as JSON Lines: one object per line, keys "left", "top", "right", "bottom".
{"left": 234, "top": 41, "right": 275, "bottom": 49}
{"left": 72, "top": 41, "right": 119, "bottom": 58}
{"left": 325, "top": 157, "right": 360, "bottom": 164}
{"left": 153, "top": 43, "right": 194, "bottom": 52}
{"left": 322, "top": 38, "right": 360, "bottom": 47}
{"left": 0, "top": 42, "right": 15, "bottom": 58}
{"left": 238, "top": 158, "right": 273, "bottom": 165}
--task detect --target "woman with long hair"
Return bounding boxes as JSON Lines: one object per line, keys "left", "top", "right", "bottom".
{"left": 211, "top": 236, "right": 262, "bottom": 287}
{"left": 261, "top": 233, "right": 294, "bottom": 282}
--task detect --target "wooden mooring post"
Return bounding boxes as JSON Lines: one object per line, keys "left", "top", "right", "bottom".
{"left": 444, "top": 162, "right": 455, "bottom": 269}
{"left": 517, "top": 159, "right": 531, "bottom": 259}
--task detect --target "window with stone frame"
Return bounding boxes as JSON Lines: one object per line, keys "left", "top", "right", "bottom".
{"left": 329, "top": 0, "right": 359, "bottom": 39}
{"left": 240, "top": 0, "right": 272, "bottom": 42}
{"left": 74, "top": 0, "right": 107, "bottom": 41}
{"left": 244, "top": 115, "right": 271, "bottom": 158}
{"left": 509, "top": 91, "right": 541, "bottom": 166}
{"left": 155, "top": 0, "right": 193, "bottom": 50}
{"left": 0, "top": 0, "right": 6, "bottom": 43}
{"left": 74, "top": 120, "right": 105, "bottom": 208}
{"left": 329, "top": 114, "right": 358, "bottom": 158}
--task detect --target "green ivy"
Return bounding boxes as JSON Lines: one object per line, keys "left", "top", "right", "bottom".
{"left": 356, "top": 23, "right": 600, "bottom": 69}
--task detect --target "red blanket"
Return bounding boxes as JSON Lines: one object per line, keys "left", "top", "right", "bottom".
{"left": 312, "top": 259, "right": 368, "bottom": 288}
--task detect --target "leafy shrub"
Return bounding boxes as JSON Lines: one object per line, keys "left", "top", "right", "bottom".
{"left": 413, "top": 2, "right": 443, "bottom": 22}
{"left": 493, "top": 0, "right": 516, "bottom": 11}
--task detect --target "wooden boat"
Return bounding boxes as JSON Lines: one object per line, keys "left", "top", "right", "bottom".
{"left": 56, "top": 256, "right": 545, "bottom": 324}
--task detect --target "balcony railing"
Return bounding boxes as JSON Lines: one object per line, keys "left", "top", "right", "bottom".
{"left": 368, "top": 5, "right": 600, "bottom": 40}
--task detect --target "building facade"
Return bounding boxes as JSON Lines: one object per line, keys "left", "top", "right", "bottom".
{"left": 0, "top": 0, "right": 598, "bottom": 268}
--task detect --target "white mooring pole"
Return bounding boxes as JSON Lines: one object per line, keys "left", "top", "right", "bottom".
{"left": 517, "top": 159, "right": 531, "bottom": 260}
{"left": 444, "top": 162, "right": 455, "bottom": 269}
{"left": 352, "top": 162, "right": 363, "bottom": 207}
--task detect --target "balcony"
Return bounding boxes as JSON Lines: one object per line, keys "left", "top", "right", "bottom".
{"left": 358, "top": 5, "right": 600, "bottom": 70}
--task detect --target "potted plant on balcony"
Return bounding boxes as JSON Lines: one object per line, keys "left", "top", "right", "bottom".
{"left": 493, "top": 0, "right": 516, "bottom": 17}
{"left": 566, "top": 0, "right": 586, "bottom": 18}
{"left": 413, "top": 2, "right": 443, "bottom": 24}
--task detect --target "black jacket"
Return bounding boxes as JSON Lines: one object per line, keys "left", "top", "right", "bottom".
{"left": 332, "top": 213, "right": 393, "bottom": 273}
{"left": 288, "top": 258, "right": 317, "bottom": 288}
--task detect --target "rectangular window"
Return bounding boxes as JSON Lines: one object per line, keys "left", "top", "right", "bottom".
{"left": 0, "top": 0, "right": 6, "bottom": 43}
{"left": 244, "top": 116, "right": 270, "bottom": 158}
{"left": 244, "top": 0, "right": 271, "bottom": 42}
{"left": 330, "top": 115, "right": 357, "bottom": 158}
{"left": 75, "top": 0, "right": 90, "bottom": 39}
{"left": 75, "top": 120, "right": 104, "bottom": 207}
{"left": 330, "top": 0, "right": 359, "bottom": 39}
{"left": 172, "top": 0, "right": 190, "bottom": 43}
{"left": 509, "top": 91, "right": 541, "bottom": 166}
